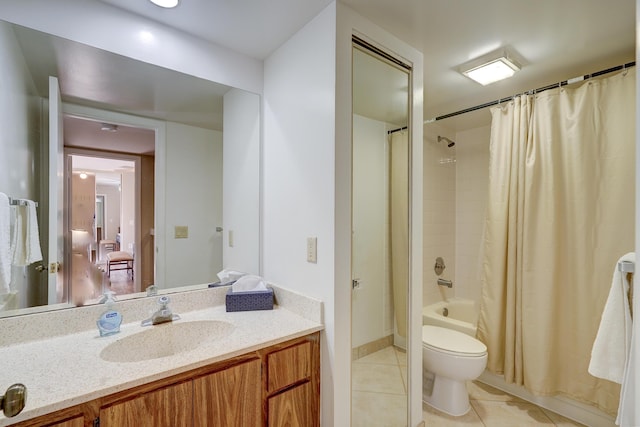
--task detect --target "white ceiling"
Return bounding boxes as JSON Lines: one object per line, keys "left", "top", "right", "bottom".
{"left": 98, "top": 0, "right": 635, "bottom": 130}
{"left": 14, "top": 24, "right": 229, "bottom": 132}
{"left": 64, "top": 116, "right": 155, "bottom": 155}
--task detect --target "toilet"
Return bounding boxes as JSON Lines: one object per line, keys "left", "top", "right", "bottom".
{"left": 422, "top": 325, "right": 488, "bottom": 416}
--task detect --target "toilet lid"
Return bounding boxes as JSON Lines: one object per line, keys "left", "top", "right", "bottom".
{"left": 422, "top": 325, "right": 487, "bottom": 355}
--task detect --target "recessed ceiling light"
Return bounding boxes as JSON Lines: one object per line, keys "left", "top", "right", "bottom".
{"left": 459, "top": 49, "right": 521, "bottom": 86}
{"left": 149, "top": 0, "right": 179, "bottom": 8}
{"left": 79, "top": 172, "right": 88, "bottom": 179}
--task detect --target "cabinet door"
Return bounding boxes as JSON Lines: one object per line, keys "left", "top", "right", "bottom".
{"left": 268, "top": 382, "right": 312, "bottom": 427}
{"left": 193, "top": 358, "right": 261, "bottom": 427}
{"left": 99, "top": 381, "right": 192, "bottom": 427}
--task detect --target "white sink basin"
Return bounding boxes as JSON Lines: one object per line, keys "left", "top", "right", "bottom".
{"left": 100, "top": 320, "right": 235, "bottom": 363}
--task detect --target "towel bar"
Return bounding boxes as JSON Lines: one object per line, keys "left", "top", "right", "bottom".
{"left": 618, "top": 260, "right": 634, "bottom": 273}
{"left": 7, "top": 197, "right": 38, "bottom": 208}
{"left": 618, "top": 260, "right": 634, "bottom": 320}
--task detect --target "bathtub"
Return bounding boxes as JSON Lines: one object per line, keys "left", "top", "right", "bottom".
{"left": 422, "top": 298, "right": 479, "bottom": 337}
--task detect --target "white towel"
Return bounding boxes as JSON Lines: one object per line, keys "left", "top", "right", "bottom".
{"left": 588, "top": 252, "right": 634, "bottom": 384}
{"left": 0, "top": 193, "right": 11, "bottom": 293}
{"left": 11, "top": 200, "right": 43, "bottom": 266}
{"left": 617, "top": 318, "right": 636, "bottom": 425}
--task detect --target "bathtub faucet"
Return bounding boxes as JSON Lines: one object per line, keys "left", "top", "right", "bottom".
{"left": 437, "top": 278, "right": 453, "bottom": 288}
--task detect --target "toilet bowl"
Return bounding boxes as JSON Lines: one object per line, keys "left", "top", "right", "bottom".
{"left": 422, "top": 325, "right": 487, "bottom": 416}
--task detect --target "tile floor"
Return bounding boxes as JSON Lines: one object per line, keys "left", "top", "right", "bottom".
{"left": 351, "top": 346, "right": 587, "bottom": 427}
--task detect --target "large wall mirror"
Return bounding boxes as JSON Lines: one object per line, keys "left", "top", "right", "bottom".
{"left": 0, "top": 20, "right": 260, "bottom": 317}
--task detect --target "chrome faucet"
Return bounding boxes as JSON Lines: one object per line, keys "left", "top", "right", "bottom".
{"left": 141, "top": 296, "right": 181, "bottom": 326}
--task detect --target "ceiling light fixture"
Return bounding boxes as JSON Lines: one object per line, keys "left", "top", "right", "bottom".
{"left": 79, "top": 172, "right": 88, "bottom": 179}
{"left": 100, "top": 123, "right": 118, "bottom": 132}
{"left": 459, "top": 48, "right": 521, "bottom": 86}
{"left": 149, "top": 0, "right": 179, "bottom": 8}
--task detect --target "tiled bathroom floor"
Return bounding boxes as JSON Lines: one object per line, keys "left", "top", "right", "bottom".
{"left": 351, "top": 346, "right": 587, "bottom": 427}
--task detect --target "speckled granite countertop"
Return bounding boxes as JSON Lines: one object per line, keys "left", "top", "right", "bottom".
{"left": 0, "top": 285, "right": 323, "bottom": 426}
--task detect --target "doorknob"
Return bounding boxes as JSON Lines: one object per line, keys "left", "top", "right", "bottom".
{"left": 0, "top": 383, "right": 27, "bottom": 418}
{"left": 35, "top": 264, "right": 47, "bottom": 273}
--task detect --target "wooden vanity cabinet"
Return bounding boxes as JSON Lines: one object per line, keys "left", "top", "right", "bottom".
{"left": 8, "top": 332, "right": 319, "bottom": 427}
{"left": 261, "top": 334, "right": 320, "bottom": 427}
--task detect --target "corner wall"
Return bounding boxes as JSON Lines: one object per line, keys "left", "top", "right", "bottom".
{"left": 0, "top": 20, "right": 42, "bottom": 309}
{"left": 262, "top": 4, "right": 337, "bottom": 424}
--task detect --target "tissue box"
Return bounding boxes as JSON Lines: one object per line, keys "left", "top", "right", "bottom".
{"left": 225, "top": 288, "right": 274, "bottom": 312}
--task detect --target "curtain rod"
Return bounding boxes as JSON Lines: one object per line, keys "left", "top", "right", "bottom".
{"left": 388, "top": 126, "right": 408, "bottom": 134}
{"left": 425, "top": 61, "right": 636, "bottom": 123}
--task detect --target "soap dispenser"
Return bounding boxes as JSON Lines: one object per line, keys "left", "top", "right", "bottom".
{"left": 96, "top": 291, "right": 122, "bottom": 337}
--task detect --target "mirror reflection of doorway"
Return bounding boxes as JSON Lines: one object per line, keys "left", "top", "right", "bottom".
{"left": 68, "top": 154, "right": 138, "bottom": 303}
{"left": 64, "top": 115, "right": 155, "bottom": 305}
{"left": 351, "top": 38, "right": 411, "bottom": 426}
{"left": 95, "top": 194, "right": 105, "bottom": 244}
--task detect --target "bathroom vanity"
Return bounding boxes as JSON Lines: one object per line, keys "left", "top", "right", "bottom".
{"left": 8, "top": 333, "right": 319, "bottom": 427}
{"left": 0, "top": 285, "right": 323, "bottom": 427}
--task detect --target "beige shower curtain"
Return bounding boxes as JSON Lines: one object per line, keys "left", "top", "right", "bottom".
{"left": 477, "top": 69, "right": 635, "bottom": 415}
{"left": 390, "top": 131, "right": 409, "bottom": 338}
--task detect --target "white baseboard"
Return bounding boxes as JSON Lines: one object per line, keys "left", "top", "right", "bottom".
{"left": 477, "top": 371, "right": 616, "bottom": 427}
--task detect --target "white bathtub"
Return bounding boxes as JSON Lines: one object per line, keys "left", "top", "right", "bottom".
{"left": 422, "top": 298, "right": 479, "bottom": 337}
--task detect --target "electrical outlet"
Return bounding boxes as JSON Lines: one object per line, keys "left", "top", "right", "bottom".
{"left": 307, "top": 237, "right": 317, "bottom": 263}
{"left": 174, "top": 226, "right": 188, "bottom": 239}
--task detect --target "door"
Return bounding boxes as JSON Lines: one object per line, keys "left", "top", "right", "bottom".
{"left": 48, "top": 76, "right": 64, "bottom": 304}
{"left": 351, "top": 40, "right": 411, "bottom": 426}
{"left": 193, "top": 359, "right": 261, "bottom": 427}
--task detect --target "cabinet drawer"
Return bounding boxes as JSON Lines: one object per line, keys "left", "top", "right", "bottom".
{"left": 268, "top": 382, "right": 312, "bottom": 427}
{"left": 267, "top": 341, "right": 311, "bottom": 393}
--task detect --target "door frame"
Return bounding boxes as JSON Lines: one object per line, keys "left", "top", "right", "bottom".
{"left": 62, "top": 103, "right": 166, "bottom": 291}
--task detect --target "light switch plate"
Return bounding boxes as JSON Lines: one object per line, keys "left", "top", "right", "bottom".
{"left": 228, "top": 230, "right": 234, "bottom": 247}
{"left": 307, "top": 237, "right": 317, "bottom": 263}
{"left": 175, "top": 225, "right": 188, "bottom": 239}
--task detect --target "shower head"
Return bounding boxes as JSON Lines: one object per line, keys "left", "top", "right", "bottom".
{"left": 438, "top": 136, "right": 456, "bottom": 148}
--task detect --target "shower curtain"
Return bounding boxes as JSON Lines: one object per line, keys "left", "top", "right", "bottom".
{"left": 477, "top": 69, "right": 635, "bottom": 415}
{"left": 390, "top": 130, "right": 409, "bottom": 339}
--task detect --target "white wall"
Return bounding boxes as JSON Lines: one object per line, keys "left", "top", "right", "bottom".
{"left": 164, "top": 123, "right": 223, "bottom": 287}
{"left": 351, "top": 114, "right": 393, "bottom": 348}
{"left": 0, "top": 0, "right": 262, "bottom": 95}
{"left": 454, "top": 126, "right": 490, "bottom": 303}
{"left": 222, "top": 89, "right": 260, "bottom": 275}
{"left": 0, "top": 20, "right": 42, "bottom": 309}
{"left": 423, "top": 123, "right": 457, "bottom": 306}
{"left": 263, "top": 4, "right": 337, "bottom": 424}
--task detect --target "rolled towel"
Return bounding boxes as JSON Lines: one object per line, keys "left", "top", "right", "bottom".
{"left": 11, "top": 200, "right": 43, "bottom": 266}
{"left": 0, "top": 193, "right": 11, "bottom": 293}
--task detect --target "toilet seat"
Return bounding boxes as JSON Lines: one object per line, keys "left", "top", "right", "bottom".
{"left": 422, "top": 325, "right": 487, "bottom": 357}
